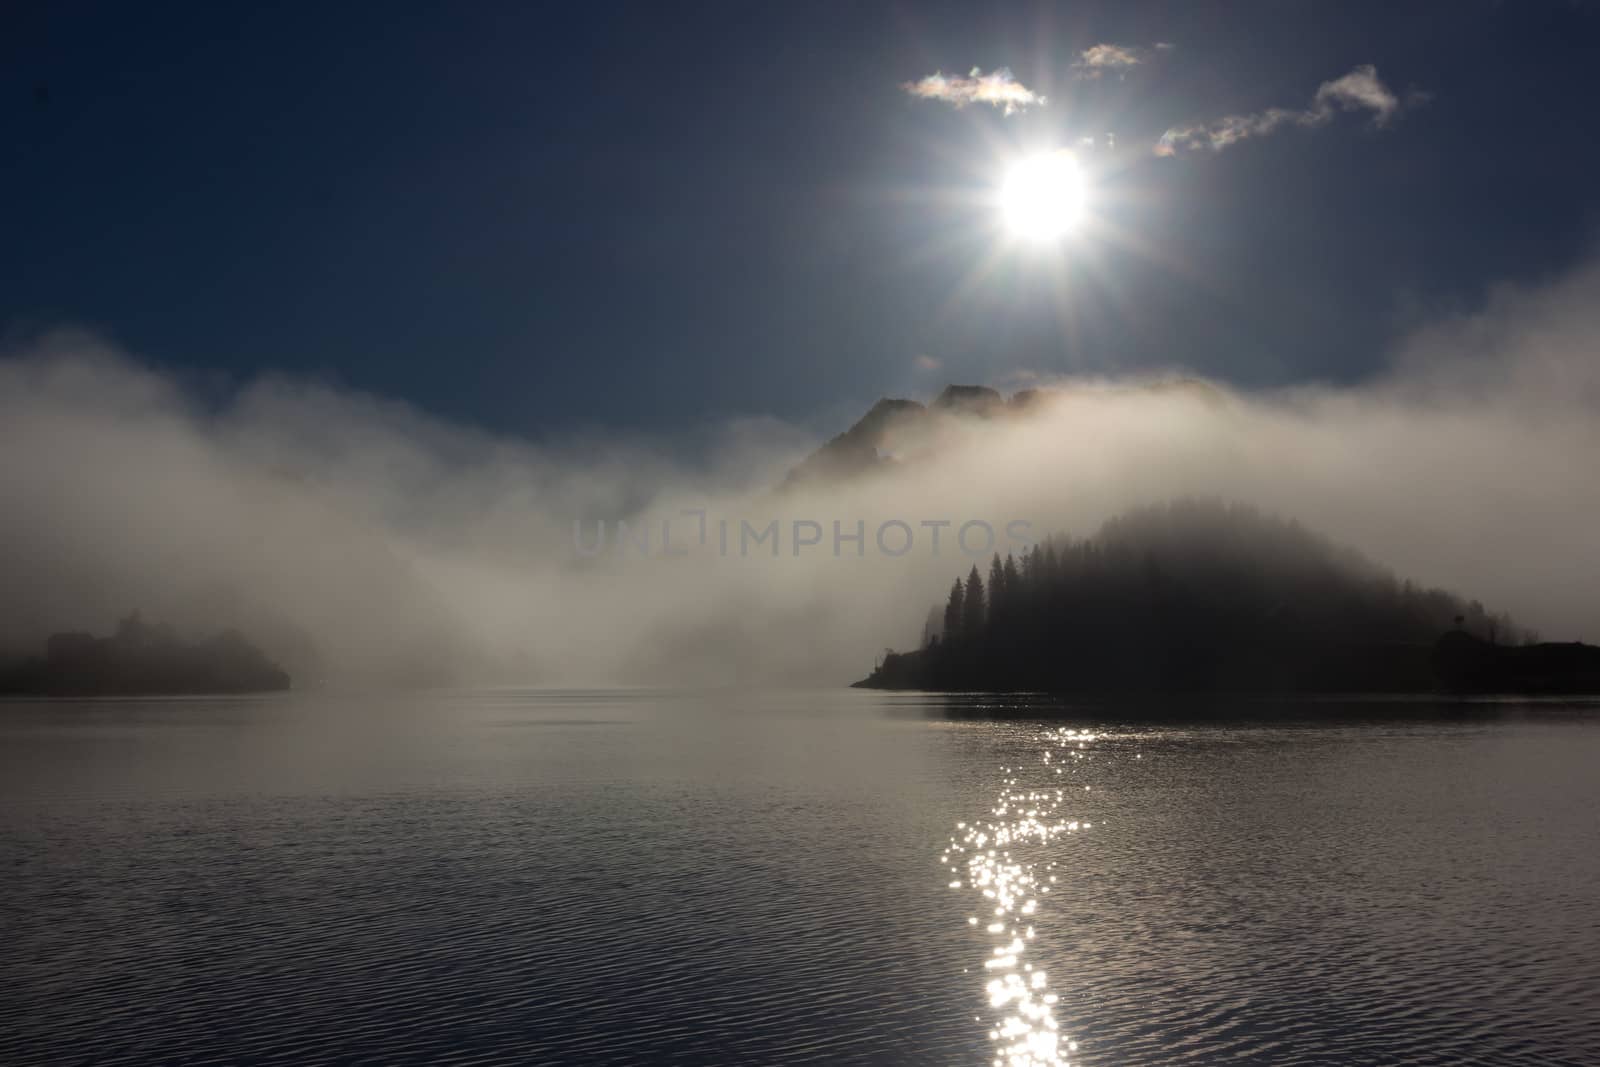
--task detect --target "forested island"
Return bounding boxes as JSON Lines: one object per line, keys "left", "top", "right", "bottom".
{"left": 856, "top": 500, "right": 1600, "bottom": 695}
{"left": 0, "top": 613, "right": 291, "bottom": 696}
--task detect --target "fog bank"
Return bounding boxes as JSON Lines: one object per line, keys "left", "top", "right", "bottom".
{"left": 5, "top": 261, "right": 1600, "bottom": 686}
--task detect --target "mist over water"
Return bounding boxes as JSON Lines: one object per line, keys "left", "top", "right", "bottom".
{"left": 5, "top": 260, "right": 1600, "bottom": 686}
{"left": 12, "top": 11, "right": 1600, "bottom": 1067}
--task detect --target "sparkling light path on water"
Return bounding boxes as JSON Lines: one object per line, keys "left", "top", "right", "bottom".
{"left": 944, "top": 728, "right": 1100, "bottom": 1067}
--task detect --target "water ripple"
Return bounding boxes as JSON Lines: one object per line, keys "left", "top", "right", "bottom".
{"left": 2, "top": 694, "right": 1599, "bottom": 1065}
{"left": 946, "top": 728, "right": 1103, "bottom": 1066}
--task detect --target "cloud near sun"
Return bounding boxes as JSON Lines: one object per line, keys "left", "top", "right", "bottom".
{"left": 1072, "top": 42, "right": 1173, "bottom": 78}
{"left": 902, "top": 43, "right": 1171, "bottom": 116}
{"left": 1157, "top": 64, "right": 1419, "bottom": 155}
{"left": 901, "top": 67, "right": 1044, "bottom": 114}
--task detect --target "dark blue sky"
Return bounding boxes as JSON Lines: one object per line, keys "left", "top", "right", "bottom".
{"left": 4, "top": 1, "right": 1598, "bottom": 434}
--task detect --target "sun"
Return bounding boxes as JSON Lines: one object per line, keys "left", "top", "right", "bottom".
{"left": 999, "top": 151, "right": 1087, "bottom": 242}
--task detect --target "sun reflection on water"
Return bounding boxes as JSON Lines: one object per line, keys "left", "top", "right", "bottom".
{"left": 945, "top": 728, "right": 1098, "bottom": 1067}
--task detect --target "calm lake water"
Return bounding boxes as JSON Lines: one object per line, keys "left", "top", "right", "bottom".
{"left": 2, "top": 691, "right": 1598, "bottom": 1065}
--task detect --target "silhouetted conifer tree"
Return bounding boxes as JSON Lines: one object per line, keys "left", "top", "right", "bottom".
{"left": 988, "top": 555, "right": 1006, "bottom": 625}
{"left": 943, "top": 578, "right": 965, "bottom": 642}
{"left": 962, "top": 565, "right": 986, "bottom": 637}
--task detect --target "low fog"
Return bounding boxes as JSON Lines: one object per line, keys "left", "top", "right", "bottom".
{"left": 4, "top": 259, "right": 1600, "bottom": 688}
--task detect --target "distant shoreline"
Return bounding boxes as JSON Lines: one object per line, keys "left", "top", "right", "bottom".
{"left": 855, "top": 632, "right": 1600, "bottom": 698}
{"left": 0, "top": 614, "right": 291, "bottom": 698}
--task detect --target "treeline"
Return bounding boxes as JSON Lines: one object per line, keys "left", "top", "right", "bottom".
{"left": 0, "top": 612, "right": 291, "bottom": 696}
{"left": 863, "top": 499, "right": 1532, "bottom": 693}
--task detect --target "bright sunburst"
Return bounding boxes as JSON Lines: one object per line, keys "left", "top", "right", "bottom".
{"left": 999, "top": 152, "right": 1087, "bottom": 242}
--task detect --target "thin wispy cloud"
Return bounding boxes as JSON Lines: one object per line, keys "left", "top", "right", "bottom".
{"left": 1073, "top": 42, "right": 1172, "bottom": 79}
{"left": 902, "top": 67, "right": 1044, "bottom": 115}
{"left": 1157, "top": 64, "right": 1417, "bottom": 155}
{"left": 1314, "top": 65, "right": 1408, "bottom": 123}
